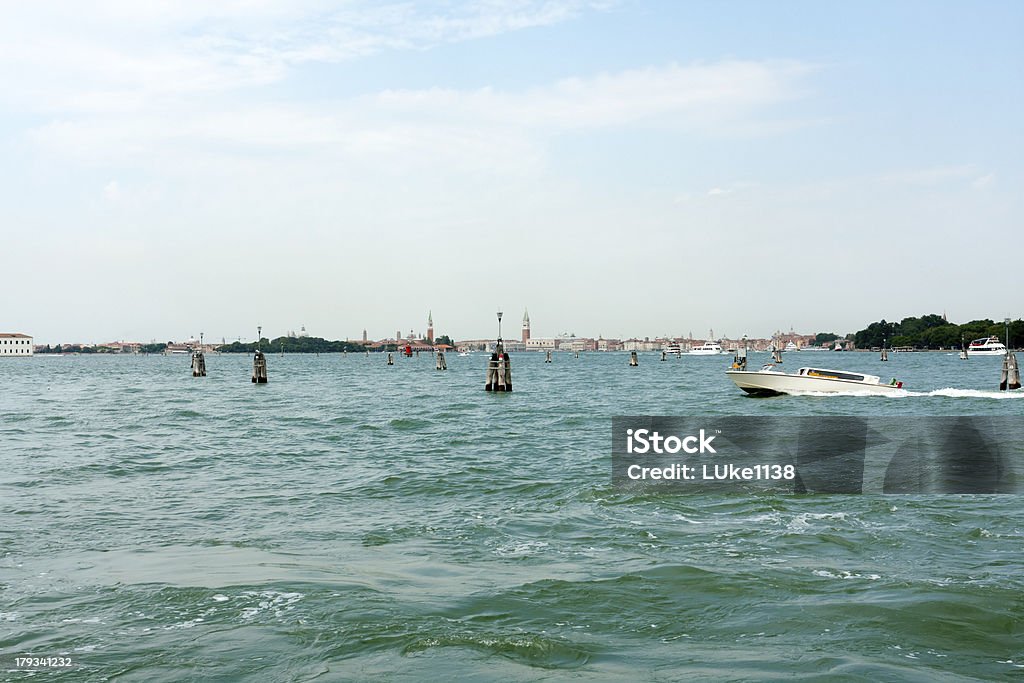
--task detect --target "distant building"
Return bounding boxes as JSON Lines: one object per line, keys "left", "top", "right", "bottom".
{"left": 522, "top": 309, "right": 530, "bottom": 343}
{"left": 427, "top": 311, "right": 434, "bottom": 344}
{"left": 525, "top": 338, "right": 556, "bottom": 350}
{"left": 1, "top": 333, "right": 33, "bottom": 356}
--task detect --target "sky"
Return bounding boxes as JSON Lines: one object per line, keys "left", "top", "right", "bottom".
{"left": 2, "top": 0, "right": 1021, "bottom": 344}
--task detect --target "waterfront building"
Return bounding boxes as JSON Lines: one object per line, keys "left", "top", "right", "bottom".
{"left": 1, "top": 333, "right": 34, "bottom": 356}
{"left": 525, "top": 338, "right": 556, "bottom": 350}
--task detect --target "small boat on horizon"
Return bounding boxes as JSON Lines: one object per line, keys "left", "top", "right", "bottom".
{"left": 726, "top": 365, "right": 905, "bottom": 396}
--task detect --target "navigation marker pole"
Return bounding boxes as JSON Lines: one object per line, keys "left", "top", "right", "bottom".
{"left": 629, "top": 350, "right": 639, "bottom": 367}
{"left": 880, "top": 338, "right": 888, "bottom": 362}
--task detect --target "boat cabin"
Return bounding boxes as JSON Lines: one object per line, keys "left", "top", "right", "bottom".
{"left": 798, "top": 367, "right": 881, "bottom": 384}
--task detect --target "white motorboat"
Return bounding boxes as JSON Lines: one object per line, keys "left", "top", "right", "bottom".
{"left": 967, "top": 336, "right": 1007, "bottom": 356}
{"left": 726, "top": 365, "right": 905, "bottom": 396}
{"left": 688, "top": 341, "right": 723, "bottom": 355}
{"left": 783, "top": 341, "right": 800, "bottom": 352}
{"left": 665, "top": 343, "right": 682, "bottom": 357}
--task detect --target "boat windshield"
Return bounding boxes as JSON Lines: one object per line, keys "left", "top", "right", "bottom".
{"left": 800, "top": 368, "right": 866, "bottom": 382}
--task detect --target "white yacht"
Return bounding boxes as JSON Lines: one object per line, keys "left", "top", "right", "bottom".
{"left": 665, "top": 342, "right": 682, "bottom": 357}
{"left": 688, "top": 341, "right": 723, "bottom": 355}
{"left": 726, "top": 365, "right": 905, "bottom": 396}
{"left": 783, "top": 341, "right": 800, "bottom": 352}
{"left": 967, "top": 336, "right": 1007, "bottom": 356}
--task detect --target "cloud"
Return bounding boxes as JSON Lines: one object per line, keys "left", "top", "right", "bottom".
{"left": 103, "top": 180, "right": 121, "bottom": 201}
{"left": 0, "top": 1, "right": 614, "bottom": 113}
{"left": 877, "top": 164, "right": 982, "bottom": 186}
{"left": 972, "top": 173, "right": 995, "bottom": 188}
{"left": 27, "top": 59, "right": 816, "bottom": 177}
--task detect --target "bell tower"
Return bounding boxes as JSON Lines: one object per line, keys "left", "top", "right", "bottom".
{"left": 427, "top": 311, "right": 434, "bottom": 344}
{"left": 522, "top": 309, "right": 531, "bottom": 343}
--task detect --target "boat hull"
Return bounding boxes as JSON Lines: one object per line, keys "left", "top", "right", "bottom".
{"left": 725, "top": 370, "right": 904, "bottom": 396}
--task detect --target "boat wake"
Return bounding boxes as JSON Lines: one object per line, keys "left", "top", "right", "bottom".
{"left": 784, "top": 389, "right": 909, "bottom": 398}
{"left": 909, "top": 388, "right": 1024, "bottom": 399}
{"left": 782, "top": 387, "right": 1024, "bottom": 397}
{"left": 786, "top": 388, "right": 1024, "bottom": 399}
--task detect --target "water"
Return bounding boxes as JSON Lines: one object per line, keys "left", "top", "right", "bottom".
{"left": 2, "top": 351, "right": 1022, "bottom": 681}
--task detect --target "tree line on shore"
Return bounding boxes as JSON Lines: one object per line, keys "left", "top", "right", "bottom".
{"left": 852, "top": 314, "right": 1022, "bottom": 350}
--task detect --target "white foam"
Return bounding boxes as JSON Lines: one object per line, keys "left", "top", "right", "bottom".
{"left": 911, "top": 388, "right": 1024, "bottom": 399}
{"left": 786, "top": 389, "right": 908, "bottom": 398}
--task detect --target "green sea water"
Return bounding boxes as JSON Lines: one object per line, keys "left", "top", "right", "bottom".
{"left": 1, "top": 351, "right": 1022, "bottom": 681}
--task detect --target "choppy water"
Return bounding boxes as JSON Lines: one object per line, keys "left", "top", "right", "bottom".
{"left": 2, "top": 351, "right": 1022, "bottom": 681}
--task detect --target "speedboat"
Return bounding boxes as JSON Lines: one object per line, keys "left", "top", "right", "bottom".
{"left": 688, "top": 341, "right": 723, "bottom": 355}
{"left": 967, "top": 336, "right": 1007, "bottom": 356}
{"left": 726, "top": 365, "right": 905, "bottom": 396}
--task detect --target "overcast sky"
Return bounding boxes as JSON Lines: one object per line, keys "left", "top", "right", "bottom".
{"left": 2, "top": 1, "right": 1021, "bottom": 344}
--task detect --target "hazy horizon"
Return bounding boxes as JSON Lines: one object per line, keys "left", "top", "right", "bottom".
{"left": 3, "top": 1, "right": 1021, "bottom": 345}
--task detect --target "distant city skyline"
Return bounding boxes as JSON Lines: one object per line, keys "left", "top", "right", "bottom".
{"left": 2, "top": 2, "right": 1021, "bottom": 343}
{"left": 15, "top": 308, "right": 1020, "bottom": 347}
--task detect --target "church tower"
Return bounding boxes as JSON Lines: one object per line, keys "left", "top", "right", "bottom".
{"left": 427, "top": 311, "right": 434, "bottom": 343}
{"left": 522, "top": 309, "right": 531, "bottom": 343}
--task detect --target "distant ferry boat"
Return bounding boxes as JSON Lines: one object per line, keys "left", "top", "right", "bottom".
{"left": 665, "top": 343, "right": 682, "bottom": 357}
{"left": 783, "top": 341, "right": 800, "bottom": 352}
{"left": 689, "top": 341, "right": 723, "bottom": 355}
{"left": 967, "top": 336, "right": 1007, "bottom": 356}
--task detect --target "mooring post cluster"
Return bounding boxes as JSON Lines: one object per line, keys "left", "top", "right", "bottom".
{"left": 252, "top": 326, "right": 268, "bottom": 384}
{"left": 485, "top": 310, "right": 512, "bottom": 391}
{"left": 1000, "top": 318, "right": 1020, "bottom": 391}
{"left": 191, "top": 332, "right": 207, "bottom": 377}
{"left": 545, "top": 350, "right": 552, "bottom": 363}
{"left": 731, "top": 339, "right": 747, "bottom": 371}
{"left": 629, "top": 350, "right": 639, "bottom": 367}
{"left": 880, "top": 338, "right": 888, "bottom": 362}
{"left": 436, "top": 349, "right": 447, "bottom": 370}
